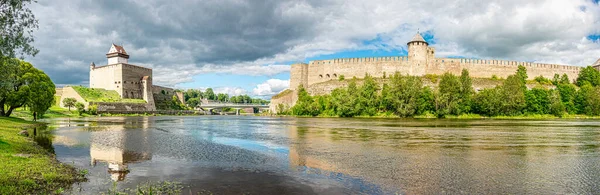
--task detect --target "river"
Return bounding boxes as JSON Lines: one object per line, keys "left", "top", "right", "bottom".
{"left": 47, "top": 116, "right": 600, "bottom": 194}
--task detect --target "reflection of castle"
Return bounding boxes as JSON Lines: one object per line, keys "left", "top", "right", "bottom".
{"left": 90, "top": 143, "right": 152, "bottom": 181}
{"left": 89, "top": 117, "right": 152, "bottom": 181}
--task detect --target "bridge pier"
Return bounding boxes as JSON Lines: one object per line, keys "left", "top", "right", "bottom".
{"left": 235, "top": 108, "right": 241, "bottom": 115}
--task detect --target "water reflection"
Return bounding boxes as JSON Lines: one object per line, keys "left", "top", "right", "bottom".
{"left": 88, "top": 117, "right": 153, "bottom": 182}
{"left": 48, "top": 117, "right": 600, "bottom": 194}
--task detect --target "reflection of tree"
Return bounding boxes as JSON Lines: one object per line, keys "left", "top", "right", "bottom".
{"left": 89, "top": 117, "right": 152, "bottom": 182}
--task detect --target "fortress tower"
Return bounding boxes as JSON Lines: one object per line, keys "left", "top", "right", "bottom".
{"left": 407, "top": 32, "right": 434, "bottom": 75}
{"left": 107, "top": 44, "right": 129, "bottom": 64}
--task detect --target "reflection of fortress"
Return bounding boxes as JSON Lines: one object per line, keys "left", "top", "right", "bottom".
{"left": 89, "top": 118, "right": 152, "bottom": 181}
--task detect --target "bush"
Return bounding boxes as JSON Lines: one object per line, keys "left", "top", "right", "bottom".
{"left": 338, "top": 75, "right": 345, "bottom": 81}
{"left": 87, "top": 104, "right": 98, "bottom": 115}
{"left": 75, "top": 102, "right": 85, "bottom": 116}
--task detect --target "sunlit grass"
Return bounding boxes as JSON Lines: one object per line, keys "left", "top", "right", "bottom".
{"left": 0, "top": 117, "right": 86, "bottom": 194}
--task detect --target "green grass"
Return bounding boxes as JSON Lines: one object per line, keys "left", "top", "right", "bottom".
{"left": 0, "top": 117, "right": 86, "bottom": 194}
{"left": 72, "top": 86, "right": 146, "bottom": 103}
{"left": 11, "top": 106, "right": 86, "bottom": 120}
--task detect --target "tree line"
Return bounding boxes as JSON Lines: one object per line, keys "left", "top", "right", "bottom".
{"left": 182, "top": 88, "right": 269, "bottom": 108}
{"left": 285, "top": 65, "right": 600, "bottom": 117}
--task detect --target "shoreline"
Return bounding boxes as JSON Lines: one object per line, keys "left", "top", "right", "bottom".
{"left": 0, "top": 117, "right": 86, "bottom": 194}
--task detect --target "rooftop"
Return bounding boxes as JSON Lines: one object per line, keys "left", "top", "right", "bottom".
{"left": 408, "top": 32, "right": 427, "bottom": 44}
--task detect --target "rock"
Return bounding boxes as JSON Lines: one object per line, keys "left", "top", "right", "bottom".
{"left": 18, "top": 130, "right": 29, "bottom": 137}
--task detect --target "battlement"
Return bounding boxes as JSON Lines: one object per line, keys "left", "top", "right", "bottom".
{"left": 91, "top": 63, "right": 152, "bottom": 71}
{"left": 310, "top": 56, "right": 410, "bottom": 65}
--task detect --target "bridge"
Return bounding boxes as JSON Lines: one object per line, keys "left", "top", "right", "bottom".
{"left": 197, "top": 103, "right": 270, "bottom": 115}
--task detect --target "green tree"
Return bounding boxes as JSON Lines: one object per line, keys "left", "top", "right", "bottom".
{"left": 357, "top": 74, "right": 378, "bottom": 116}
{"left": 436, "top": 72, "right": 462, "bottom": 117}
{"left": 75, "top": 102, "right": 85, "bottom": 116}
{"left": 560, "top": 74, "right": 570, "bottom": 85}
{"left": 187, "top": 97, "right": 201, "bottom": 108}
{"left": 459, "top": 69, "right": 474, "bottom": 113}
{"left": 575, "top": 84, "right": 600, "bottom": 115}
{"left": 216, "top": 93, "right": 229, "bottom": 102}
{"left": 500, "top": 74, "right": 526, "bottom": 115}
{"left": 576, "top": 66, "right": 600, "bottom": 87}
{"left": 291, "top": 85, "right": 320, "bottom": 116}
{"left": 0, "top": 59, "right": 55, "bottom": 117}
{"left": 205, "top": 88, "right": 216, "bottom": 100}
{"left": 525, "top": 88, "right": 550, "bottom": 114}
{"left": 548, "top": 90, "right": 566, "bottom": 117}
{"left": 62, "top": 98, "right": 77, "bottom": 111}
{"left": 473, "top": 87, "right": 503, "bottom": 116}
{"left": 386, "top": 73, "right": 422, "bottom": 117}
{"left": 556, "top": 83, "right": 577, "bottom": 114}
{"left": 0, "top": 0, "right": 39, "bottom": 58}
{"left": 416, "top": 87, "right": 435, "bottom": 115}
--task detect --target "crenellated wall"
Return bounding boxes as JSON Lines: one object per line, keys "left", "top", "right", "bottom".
{"left": 295, "top": 56, "right": 582, "bottom": 87}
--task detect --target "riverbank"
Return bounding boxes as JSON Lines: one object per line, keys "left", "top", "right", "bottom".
{"left": 272, "top": 113, "right": 600, "bottom": 119}
{"left": 0, "top": 117, "right": 86, "bottom": 194}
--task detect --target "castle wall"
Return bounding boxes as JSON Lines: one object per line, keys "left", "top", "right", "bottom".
{"left": 290, "top": 63, "right": 308, "bottom": 90}
{"left": 90, "top": 64, "right": 121, "bottom": 94}
{"left": 296, "top": 57, "right": 582, "bottom": 87}
{"left": 428, "top": 58, "right": 581, "bottom": 82}
{"left": 121, "top": 64, "right": 152, "bottom": 99}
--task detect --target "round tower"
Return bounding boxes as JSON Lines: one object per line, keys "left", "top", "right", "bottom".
{"left": 407, "top": 32, "right": 429, "bottom": 62}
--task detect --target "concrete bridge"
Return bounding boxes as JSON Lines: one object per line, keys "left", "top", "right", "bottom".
{"left": 198, "top": 103, "right": 270, "bottom": 115}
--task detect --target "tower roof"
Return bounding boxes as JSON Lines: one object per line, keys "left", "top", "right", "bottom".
{"left": 106, "top": 44, "right": 129, "bottom": 59}
{"left": 407, "top": 32, "right": 428, "bottom": 45}
{"left": 108, "top": 44, "right": 128, "bottom": 55}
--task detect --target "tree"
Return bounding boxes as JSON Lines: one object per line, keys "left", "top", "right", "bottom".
{"left": 576, "top": 66, "right": 600, "bottom": 87}
{"left": 386, "top": 73, "right": 422, "bottom": 117}
{"left": 459, "top": 69, "right": 474, "bottom": 113}
{"left": 473, "top": 87, "right": 503, "bottom": 116}
{"left": 290, "top": 85, "right": 320, "bottom": 116}
{"left": 216, "top": 93, "right": 229, "bottom": 102}
{"left": 62, "top": 98, "right": 77, "bottom": 111}
{"left": 187, "top": 97, "right": 201, "bottom": 108}
{"left": 0, "top": 0, "right": 39, "bottom": 58}
{"left": 75, "top": 102, "right": 85, "bottom": 116}
{"left": 500, "top": 75, "right": 526, "bottom": 115}
{"left": 205, "top": 88, "right": 216, "bottom": 100}
{"left": 357, "top": 74, "right": 378, "bottom": 116}
{"left": 0, "top": 59, "right": 55, "bottom": 117}
{"left": 436, "top": 72, "right": 462, "bottom": 117}
{"left": 525, "top": 88, "right": 550, "bottom": 114}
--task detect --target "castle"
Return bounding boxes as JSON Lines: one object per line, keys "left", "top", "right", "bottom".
{"left": 271, "top": 32, "right": 600, "bottom": 112}
{"left": 86, "top": 44, "right": 183, "bottom": 111}
{"left": 58, "top": 44, "right": 183, "bottom": 112}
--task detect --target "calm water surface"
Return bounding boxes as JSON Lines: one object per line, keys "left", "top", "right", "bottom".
{"left": 48, "top": 116, "right": 600, "bottom": 194}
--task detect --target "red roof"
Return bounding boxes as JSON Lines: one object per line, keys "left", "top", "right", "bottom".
{"left": 110, "top": 44, "right": 127, "bottom": 55}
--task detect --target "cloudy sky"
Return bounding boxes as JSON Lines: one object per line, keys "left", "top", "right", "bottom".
{"left": 26, "top": 0, "right": 600, "bottom": 99}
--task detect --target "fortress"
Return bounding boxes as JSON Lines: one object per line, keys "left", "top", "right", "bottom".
{"left": 59, "top": 44, "right": 183, "bottom": 111}
{"left": 271, "top": 32, "right": 600, "bottom": 112}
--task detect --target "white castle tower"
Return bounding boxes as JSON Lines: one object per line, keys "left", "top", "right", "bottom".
{"left": 106, "top": 44, "right": 129, "bottom": 65}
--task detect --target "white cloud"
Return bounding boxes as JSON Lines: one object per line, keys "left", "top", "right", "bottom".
{"left": 252, "top": 79, "right": 290, "bottom": 97}
{"left": 213, "top": 87, "right": 248, "bottom": 97}
{"left": 25, "top": 0, "right": 600, "bottom": 87}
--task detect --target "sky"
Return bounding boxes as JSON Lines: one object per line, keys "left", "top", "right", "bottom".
{"left": 25, "top": 0, "right": 600, "bottom": 99}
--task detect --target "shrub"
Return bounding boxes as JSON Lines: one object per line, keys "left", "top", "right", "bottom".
{"left": 75, "top": 102, "right": 85, "bottom": 116}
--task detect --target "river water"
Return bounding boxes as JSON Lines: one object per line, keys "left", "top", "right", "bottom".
{"left": 47, "top": 116, "right": 600, "bottom": 194}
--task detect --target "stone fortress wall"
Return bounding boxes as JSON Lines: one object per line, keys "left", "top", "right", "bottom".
{"left": 272, "top": 32, "right": 596, "bottom": 113}
{"left": 292, "top": 56, "right": 581, "bottom": 90}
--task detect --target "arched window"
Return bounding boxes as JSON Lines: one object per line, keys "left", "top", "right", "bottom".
{"left": 333, "top": 74, "right": 337, "bottom": 78}
{"left": 319, "top": 74, "right": 323, "bottom": 78}
{"left": 131, "top": 92, "right": 134, "bottom": 98}
{"left": 326, "top": 74, "right": 330, "bottom": 78}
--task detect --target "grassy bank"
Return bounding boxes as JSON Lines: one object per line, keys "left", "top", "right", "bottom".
{"left": 11, "top": 105, "right": 87, "bottom": 120}
{"left": 72, "top": 86, "right": 146, "bottom": 103}
{"left": 0, "top": 117, "right": 86, "bottom": 194}
{"left": 275, "top": 113, "right": 600, "bottom": 119}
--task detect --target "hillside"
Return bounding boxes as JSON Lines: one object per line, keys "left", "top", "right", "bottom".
{"left": 71, "top": 86, "right": 146, "bottom": 103}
